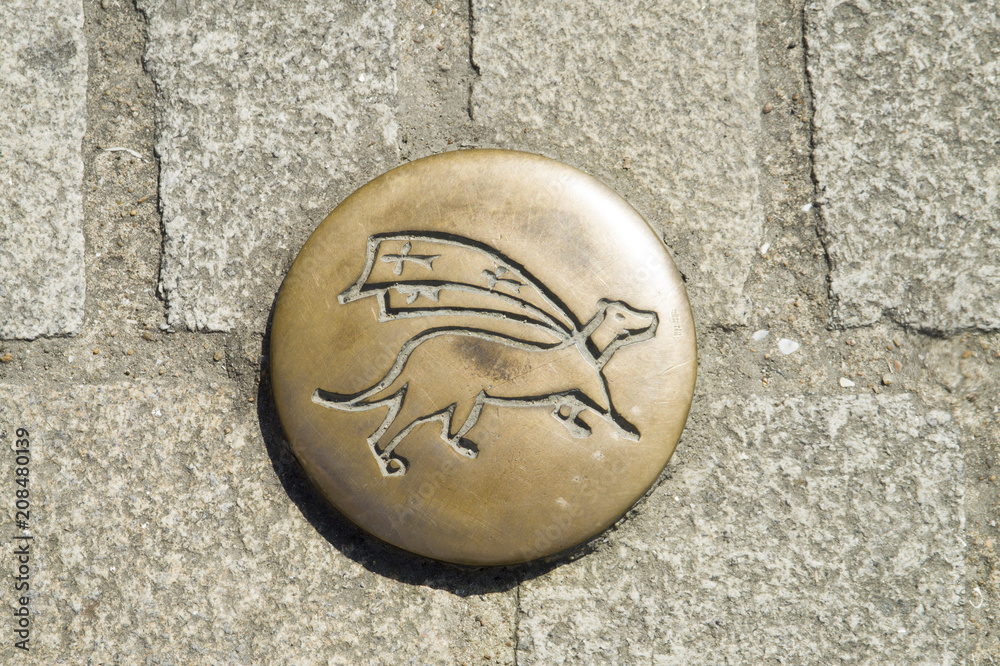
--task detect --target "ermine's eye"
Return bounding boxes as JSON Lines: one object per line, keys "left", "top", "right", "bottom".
{"left": 614, "top": 312, "right": 626, "bottom": 321}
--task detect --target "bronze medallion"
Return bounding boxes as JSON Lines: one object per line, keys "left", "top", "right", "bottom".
{"left": 271, "top": 150, "right": 696, "bottom": 565}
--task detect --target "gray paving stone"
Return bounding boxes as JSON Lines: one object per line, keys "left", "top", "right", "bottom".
{"left": 471, "top": 0, "right": 761, "bottom": 326}
{"left": 807, "top": 0, "right": 1000, "bottom": 333}
{"left": 517, "top": 394, "right": 966, "bottom": 663}
{"left": 0, "top": 0, "right": 86, "bottom": 339}
{"left": 0, "top": 382, "right": 515, "bottom": 662}
{"left": 140, "top": 0, "right": 400, "bottom": 331}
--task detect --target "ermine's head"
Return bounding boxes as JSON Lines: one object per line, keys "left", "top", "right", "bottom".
{"left": 599, "top": 299, "right": 658, "bottom": 340}
{"left": 586, "top": 300, "right": 658, "bottom": 369}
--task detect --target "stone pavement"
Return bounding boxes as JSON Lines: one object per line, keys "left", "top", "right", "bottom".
{"left": 0, "top": 0, "right": 87, "bottom": 338}
{"left": 807, "top": 0, "right": 1000, "bottom": 333}
{"left": 1, "top": 0, "right": 997, "bottom": 663}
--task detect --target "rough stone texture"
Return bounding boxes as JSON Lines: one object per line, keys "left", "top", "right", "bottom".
{"left": 2, "top": 0, "right": 997, "bottom": 661}
{"left": 807, "top": 0, "right": 1000, "bottom": 333}
{"left": 139, "top": 0, "right": 400, "bottom": 332}
{"left": 0, "top": 383, "right": 515, "bottom": 663}
{"left": 517, "top": 394, "right": 966, "bottom": 663}
{"left": 471, "top": 0, "right": 761, "bottom": 326}
{"left": 0, "top": 0, "right": 86, "bottom": 339}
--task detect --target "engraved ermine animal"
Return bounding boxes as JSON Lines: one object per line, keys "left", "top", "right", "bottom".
{"left": 313, "top": 299, "right": 657, "bottom": 476}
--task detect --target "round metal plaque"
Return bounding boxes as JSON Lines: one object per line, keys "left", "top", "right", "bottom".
{"left": 271, "top": 150, "right": 696, "bottom": 565}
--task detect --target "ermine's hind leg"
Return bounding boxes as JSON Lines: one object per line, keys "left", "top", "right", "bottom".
{"left": 363, "top": 387, "right": 409, "bottom": 477}
{"left": 439, "top": 391, "right": 488, "bottom": 458}
{"left": 344, "top": 384, "right": 407, "bottom": 476}
{"left": 377, "top": 398, "right": 479, "bottom": 473}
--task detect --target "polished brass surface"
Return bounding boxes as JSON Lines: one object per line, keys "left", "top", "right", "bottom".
{"left": 270, "top": 150, "right": 696, "bottom": 566}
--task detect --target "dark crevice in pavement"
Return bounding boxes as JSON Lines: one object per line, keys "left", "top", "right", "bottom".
{"left": 879, "top": 316, "right": 996, "bottom": 340}
{"left": 799, "top": 2, "right": 835, "bottom": 320}
{"left": 132, "top": 0, "right": 168, "bottom": 322}
{"left": 466, "top": 0, "right": 479, "bottom": 122}
{"left": 512, "top": 580, "right": 521, "bottom": 665}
